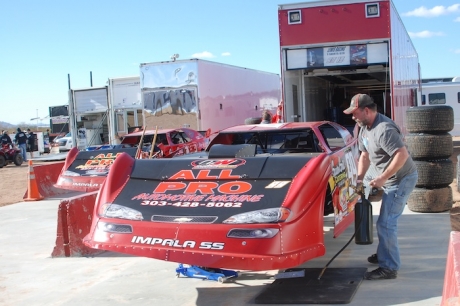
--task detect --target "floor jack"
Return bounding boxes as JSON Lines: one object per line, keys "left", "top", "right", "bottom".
{"left": 175, "top": 264, "right": 238, "bottom": 283}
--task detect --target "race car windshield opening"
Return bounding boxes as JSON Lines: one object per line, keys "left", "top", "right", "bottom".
{"left": 208, "top": 129, "right": 321, "bottom": 154}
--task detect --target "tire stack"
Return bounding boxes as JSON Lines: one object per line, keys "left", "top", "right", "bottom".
{"left": 405, "top": 105, "right": 454, "bottom": 213}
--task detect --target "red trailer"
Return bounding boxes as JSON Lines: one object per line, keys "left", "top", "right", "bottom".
{"left": 278, "top": 0, "right": 421, "bottom": 135}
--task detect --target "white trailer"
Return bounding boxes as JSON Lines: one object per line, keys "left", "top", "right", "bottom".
{"left": 420, "top": 77, "right": 460, "bottom": 136}
{"left": 140, "top": 59, "right": 281, "bottom": 134}
{"left": 68, "top": 86, "right": 109, "bottom": 150}
{"left": 68, "top": 77, "right": 143, "bottom": 148}
{"left": 107, "top": 76, "right": 143, "bottom": 144}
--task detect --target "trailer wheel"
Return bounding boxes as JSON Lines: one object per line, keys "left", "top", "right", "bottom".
{"left": 414, "top": 159, "right": 454, "bottom": 187}
{"left": 13, "top": 153, "right": 23, "bottom": 166}
{"left": 406, "top": 105, "right": 454, "bottom": 133}
{"left": 244, "top": 117, "right": 262, "bottom": 125}
{"left": 406, "top": 133, "right": 453, "bottom": 160}
{"left": 407, "top": 186, "right": 453, "bottom": 213}
{"left": 0, "top": 155, "right": 5, "bottom": 168}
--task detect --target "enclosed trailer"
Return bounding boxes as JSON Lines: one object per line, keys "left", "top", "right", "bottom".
{"left": 140, "top": 59, "right": 281, "bottom": 134}
{"left": 68, "top": 86, "right": 109, "bottom": 150}
{"left": 278, "top": 0, "right": 421, "bottom": 134}
{"left": 107, "top": 76, "right": 143, "bottom": 144}
{"left": 420, "top": 78, "right": 460, "bottom": 136}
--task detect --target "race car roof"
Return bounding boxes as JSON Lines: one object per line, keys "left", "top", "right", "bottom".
{"left": 123, "top": 128, "right": 177, "bottom": 137}
{"left": 222, "top": 121, "right": 326, "bottom": 132}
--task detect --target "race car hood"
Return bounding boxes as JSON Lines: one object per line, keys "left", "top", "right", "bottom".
{"left": 55, "top": 147, "right": 138, "bottom": 192}
{"left": 98, "top": 149, "right": 324, "bottom": 224}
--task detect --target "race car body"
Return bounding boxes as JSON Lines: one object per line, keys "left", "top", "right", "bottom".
{"left": 55, "top": 128, "right": 208, "bottom": 192}
{"left": 83, "top": 122, "right": 360, "bottom": 271}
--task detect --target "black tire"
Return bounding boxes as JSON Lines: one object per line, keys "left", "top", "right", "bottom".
{"left": 406, "top": 105, "right": 454, "bottom": 133}
{"left": 414, "top": 159, "right": 454, "bottom": 187}
{"left": 0, "top": 155, "right": 5, "bottom": 168}
{"left": 407, "top": 186, "right": 453, "bottom": 213}
{"left": 244, "top": 117, "right": 262, "bottom": 125}
{"left": 13, "top": 153, "right": 23, "bottom": 166}
{"left": 406, "top": 133, "right": 452, "bottom": 160}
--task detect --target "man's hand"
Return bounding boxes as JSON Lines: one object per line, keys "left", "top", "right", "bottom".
{"left": 370, "top": 176, "right": 386, "bottom": 189}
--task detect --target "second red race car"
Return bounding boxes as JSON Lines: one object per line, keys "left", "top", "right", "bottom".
{"left": 83, "top": 121, "right": 360, "bottom": 271}
{"left": 55, "top": 127, "right": 209, "bottom": 192}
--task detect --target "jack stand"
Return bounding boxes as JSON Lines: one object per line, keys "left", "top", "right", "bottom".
{"left": 175, "top": 264, "right": 238, "bottom": 283}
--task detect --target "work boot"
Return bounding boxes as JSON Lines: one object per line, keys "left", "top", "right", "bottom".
{"left": 364, "top": 267, "right": 397, "bottom": 280}
{"left": 368, "top": 253, "right": 378, "bottom": 264}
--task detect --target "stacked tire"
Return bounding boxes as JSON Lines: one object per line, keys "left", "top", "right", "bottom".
{"left": 405, "top": 105, "right": 454, "bottom": 213}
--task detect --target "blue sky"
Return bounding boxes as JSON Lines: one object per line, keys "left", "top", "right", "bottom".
{"left": 0, "top": 0, "right": 459, "bottom": 125}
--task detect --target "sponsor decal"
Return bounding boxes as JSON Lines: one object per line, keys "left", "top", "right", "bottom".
{"left": 153, "top": 181, "right": 252, "bottom": 194}
{"left": 191, "top": 159, "right": 246, "bottom": 169}
{"left": 72, "top": 182, "right": 101, "bottom": 188}
{"left": 329, "top": 148, "right": 358, "bottom": 226}
{"left": 131, "top": 236, "right": 224, "bottom": 250}
{"left": 75, "top": 152, "right": 123, "bottom": 171}
{"left": 131, "top": 168, "right": 266, "bottom": 208}
{"left": 265, "top": 181, "right": 290, "bottom": 189}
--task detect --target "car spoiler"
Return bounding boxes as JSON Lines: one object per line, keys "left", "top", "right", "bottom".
{"left": 55, "top": 147, "right": 138, "bottom": 192}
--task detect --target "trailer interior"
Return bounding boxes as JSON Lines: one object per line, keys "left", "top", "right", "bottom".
{"left": 284, "top": 63, "right": 391, "bottom": 128}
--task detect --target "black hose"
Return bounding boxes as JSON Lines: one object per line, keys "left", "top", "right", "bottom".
{"left": 317, "top": 193, "right": 365, "bottom": 280}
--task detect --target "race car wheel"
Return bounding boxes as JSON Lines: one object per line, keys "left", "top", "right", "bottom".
{"left": 407, "top": 186, "right": 453, "bottom": 213}
{"left": 406, "top": 105, "right": 454, "bottom": 133}
{"left": 13, "top": 153, "right": 23, "bottom": 166}
{"left": 406, "top": 133, "right": 453, "bottom": 160}
{"left": 244, "top": 117, "right": 262, "bottom": 125}
{"left": 0, "top": 155, "right": 5, "bottom": 168}
{"left": 414, "top": 159, "right": 454, "bottom": 187}
{"left": 217, "top": 277, "right": 224, "bottom": 283}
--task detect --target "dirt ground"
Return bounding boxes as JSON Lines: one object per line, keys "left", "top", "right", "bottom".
{"left": 0, "top": 159, "right": 51, "bottom": 207}
{"left": 1, "top": 139, "right": 460, "bottom": 208}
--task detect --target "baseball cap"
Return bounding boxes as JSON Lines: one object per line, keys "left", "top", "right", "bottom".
{"left": 343, "top": 94, "right": 375, "bottom": 114}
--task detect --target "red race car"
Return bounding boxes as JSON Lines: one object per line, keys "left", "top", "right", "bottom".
{"left": 55, "top": 127, "right": 209, "bottom": 192}
{"left": 83, "top": 122, "right": 360, "bottom": 271}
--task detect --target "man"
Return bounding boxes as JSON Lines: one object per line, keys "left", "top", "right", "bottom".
{"left": 343, "top": 93, "right": 418, "bottom": 280}
{"left": 260, "top": 110, "right": 272, "bottom": 124}
{"left": 14, "top": 128, "right": 28, "bottom": 161}
{"left": 1, "top": 130, "right": 12, "bottom": 147}
{"left": 26, "top": 129, "right": 35, "bottom": 159}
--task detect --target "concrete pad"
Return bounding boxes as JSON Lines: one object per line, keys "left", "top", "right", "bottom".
{"left": 31, "top": 152, "right": 68, "bottom": 162}
{"left": 0, "top": 199, "right": 449, "bottom": 305}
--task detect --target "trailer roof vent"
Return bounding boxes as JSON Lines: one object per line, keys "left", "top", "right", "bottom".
{"left": 288, "top": 10, "right": 301, "bottom": 24}
{"left": 365, "top": 3, "right": 380, "bottom": 18}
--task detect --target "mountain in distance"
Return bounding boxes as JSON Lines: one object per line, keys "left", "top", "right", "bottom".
{"left": 0, "top": 121, "right": 16, "bottom": 129}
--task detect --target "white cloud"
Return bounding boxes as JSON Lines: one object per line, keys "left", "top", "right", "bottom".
{"left": 403, "top": 4, "right": 460, "bottom": 17}
{"left": 454, "top": 49, "right": 460, "bottom": 54}
{"left": 221, "top": 52, "right": 231, "bottom": 56}
{"left": 191, "top": 51, "right": 215, "bottom": 58}
{"left": 455, "top": 16, "right": 460, "bottom": 22}
{"left": 408, "top": 30, "right": 445, "bottom": 38}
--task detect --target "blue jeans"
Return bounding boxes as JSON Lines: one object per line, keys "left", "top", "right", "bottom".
{"left": 376, "top": 170, "right": 418, "bottom": 271}
{"left": 18, "top": 143, "right": 27, "bottom": 161}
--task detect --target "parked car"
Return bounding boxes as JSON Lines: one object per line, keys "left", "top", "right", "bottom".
{"left": 83, "top": 121, "right": 361, "bottom": 271}
{"left": 54, "top": 127, "right": 209, "bottom": 192}
{"left": 54, "top": 132, "right": 73, "bottom": 151}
